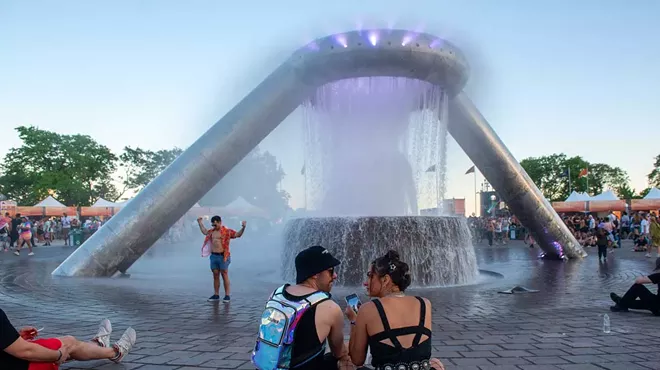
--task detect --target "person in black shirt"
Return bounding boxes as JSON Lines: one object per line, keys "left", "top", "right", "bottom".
{"left": 1, "top": 308, "right": 136, "bottom": 370}
{"left": 9, "top": 213, "right": 21, "bottom": 249}
{"left": 609, "top": 257, "right": 660, "bottom": 315}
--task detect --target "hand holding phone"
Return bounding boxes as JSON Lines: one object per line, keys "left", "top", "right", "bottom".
{"left": 345, "top": 293, "right": 362, "bottom": 313}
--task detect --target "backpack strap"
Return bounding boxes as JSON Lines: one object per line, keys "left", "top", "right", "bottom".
{"left": 305, "top": 291, "right": 330, "bottom": 306}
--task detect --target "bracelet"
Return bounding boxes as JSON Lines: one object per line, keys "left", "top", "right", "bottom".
{"left": 56, "top": 350, "right": 62, "bottom": 362}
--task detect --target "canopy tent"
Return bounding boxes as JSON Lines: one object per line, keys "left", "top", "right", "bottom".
{"left": 565, "top": 191, "right": 592, "bottom": 202}
{"left": 91, "top": 198, "right": 120, "bottom": 207}
{"left": 221, "top": 196, "right": 268, "bottom": 217}
{"left": 631, "top": 187, "right": 660, "bottom": 210}
{"left": 643, "top": 187, "right": 660, "bottom": 199}
{"left": 34, "top": 196, "right": 66, "bottom": 207}
{"left": 590, "top": 190, "right": 620, "bottom": 201}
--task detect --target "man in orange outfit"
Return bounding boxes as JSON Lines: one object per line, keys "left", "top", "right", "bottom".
{"left": 198, "top": 215, "right": 246, "bottom": 302}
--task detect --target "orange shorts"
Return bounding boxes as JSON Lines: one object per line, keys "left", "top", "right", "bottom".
{"left": 28, "top": 338, "right": 62, "bottom": 370}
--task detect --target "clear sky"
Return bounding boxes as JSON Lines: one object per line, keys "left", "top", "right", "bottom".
{"left": 1, "top": 0, "right": 658, "bottom": 213}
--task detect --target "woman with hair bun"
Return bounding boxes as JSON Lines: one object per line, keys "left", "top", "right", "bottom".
{"left": 345, "top": 250, "right": 444, "bottom": 370}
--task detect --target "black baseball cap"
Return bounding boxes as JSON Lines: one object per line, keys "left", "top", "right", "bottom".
{"left": 295, "top": 245, "right": 341, "bottom": 284}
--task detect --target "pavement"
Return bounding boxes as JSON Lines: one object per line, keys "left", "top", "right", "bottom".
{"left": 1, "top": 239, "right": 660, "bottom": 370}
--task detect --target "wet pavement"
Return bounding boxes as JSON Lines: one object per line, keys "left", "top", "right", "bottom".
{"left": 1, "top": 240, "right": 660, "bottom": 370}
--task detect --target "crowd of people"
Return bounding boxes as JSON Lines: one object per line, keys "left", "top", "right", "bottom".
{"left": 561, "top": 211, "right": 660, "bottom": 260}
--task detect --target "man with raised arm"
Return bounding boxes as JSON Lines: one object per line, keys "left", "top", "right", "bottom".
{"left": 197, "top": 215, "right": 246, "bottom": 302}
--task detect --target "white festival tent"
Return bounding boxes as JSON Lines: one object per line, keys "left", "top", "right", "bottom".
{"left": 590, "top": 190, "right": 620, "bottom": 201}
{"left": 643, "top": 187, "right": 660, "bottom": 199}
{"left": 91, "top": 198, "right": 121, "bottom": 207}
{"left": 33, "top": 196, "right": 66, "bottom": 207}
{"left": 221, "top": 196, "right": 267, "bottom": 217}
{"left": 564, "top": 191, "right": 592, "bottom": 202}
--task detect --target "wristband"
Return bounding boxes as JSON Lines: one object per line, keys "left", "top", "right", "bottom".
{"left": 56, "top": 350, "right": 62, "bottom": 362}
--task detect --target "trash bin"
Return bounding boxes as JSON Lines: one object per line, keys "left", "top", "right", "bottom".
{"left": 69, "top": 229, "right": 83, "bottom": 247}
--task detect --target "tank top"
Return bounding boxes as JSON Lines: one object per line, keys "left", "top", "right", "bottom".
{"left": 280, "top": 287, "right": 326, "bottom": 369}
{"left": 368, "top": 297, "right": 433, "bottom": 370}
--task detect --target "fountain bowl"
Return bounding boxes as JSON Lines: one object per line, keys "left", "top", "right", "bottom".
{"left": 282, "top": 216, "right": 479, "bottom": 287}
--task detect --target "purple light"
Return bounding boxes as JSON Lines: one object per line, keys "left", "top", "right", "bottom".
{"left": 368, "top": 32, "right": 378, "bottom": 46}
{"left": 401, "top": 33, "right": 417, "bottom": 46}
{"left": 429, "top": 39, "right": 443, "bottom": 48}
{"left": 334, "top": 34, "right": 348, "bottom": 48}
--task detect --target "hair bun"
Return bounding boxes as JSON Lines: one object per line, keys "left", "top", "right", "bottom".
{"left": 386, "top": 250, "right": 400, "bottom": 262}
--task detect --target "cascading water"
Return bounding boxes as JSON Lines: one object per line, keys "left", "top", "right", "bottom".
{"left": 282, "top": 216, "right": 479, "bottom": 287}
{"left": 301, "top": 77, "right": 447, "bottom": 215}
{"left": 284, "top": 76, "right": 478, "bottom": 287}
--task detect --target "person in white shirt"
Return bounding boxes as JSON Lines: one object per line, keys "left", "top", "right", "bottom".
{"left": 640, "top": 214, "right": 652, "bottom": 258}
{"left": 61, "top": 213, "right": 71, "bottom": 246}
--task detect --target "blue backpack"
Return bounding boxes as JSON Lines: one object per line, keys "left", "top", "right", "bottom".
{"left": 251, "top": 285, "right": 330, "bottom": 369}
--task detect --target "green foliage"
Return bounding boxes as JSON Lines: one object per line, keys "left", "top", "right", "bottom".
{"left": 0, "top": 126, "right": 117, "bottom": 206}
{"left": 199, "top": 148, "right": 291, "bottom": 217}
{"left": 648, "top": 154, "right": 660, "bottom": 188}
{"left": 117, "top": 147, "right": 183, "bottom": 197}
{"left": 519, "top": 153, "right": 630, "bottom": 201}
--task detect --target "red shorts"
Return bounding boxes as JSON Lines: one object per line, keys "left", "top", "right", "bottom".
{"left": 28, "top": 338, "right": 62, "bottom": 370}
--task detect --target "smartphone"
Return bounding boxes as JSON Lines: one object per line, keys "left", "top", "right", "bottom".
{"left": 345, "top": 293, "right": 362, "bottom": 312}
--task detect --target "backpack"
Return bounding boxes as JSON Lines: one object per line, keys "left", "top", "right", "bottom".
{"left": 251, "top": 285, "right": 330, "bottom": 370}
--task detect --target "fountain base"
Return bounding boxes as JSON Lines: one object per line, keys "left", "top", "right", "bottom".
{"left": 282, "top": 216, "right": 478, "bottom": 286}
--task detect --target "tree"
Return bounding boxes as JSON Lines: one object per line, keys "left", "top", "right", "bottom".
{"left": 519, "top": 153, "right": 631, "bottom": 201}
{"left": 117, "top": 147, "right": 183, "bottom": 198}
{"left": 200, "top": 148, "right": 290, "bottom": 217}
{"left": 648, "top": 154, "right": 660, "bottom": 188}
{"left": 0, "top": 126, "right": 117, "bottom": 206}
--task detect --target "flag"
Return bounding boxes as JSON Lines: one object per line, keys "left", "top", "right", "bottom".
{"left": 578, "top": 168, "right": 588, "bottom": 178}
{"left": 465, "top": 165, "right": 475, "bottom": 175}
{"left": 426, "top": 164, "right": 436, "bottom": 172}
{"left": 559, "top": 169, "right": 569, "bottom": 178}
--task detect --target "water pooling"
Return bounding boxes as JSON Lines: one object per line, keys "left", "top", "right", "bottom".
{"left": 284, "top": 76, "right": 478, "bottom": 287}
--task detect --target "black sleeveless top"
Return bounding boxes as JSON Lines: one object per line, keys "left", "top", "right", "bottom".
{"left": 368, "top": 297, "right": 433, "bottom": 370}
{"left": 281, "top": 287, "right": 327, "bottom": 370}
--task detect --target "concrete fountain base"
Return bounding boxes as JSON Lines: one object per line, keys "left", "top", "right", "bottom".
{"left": 281, "top": 216, "right": 479, "bottom": 286}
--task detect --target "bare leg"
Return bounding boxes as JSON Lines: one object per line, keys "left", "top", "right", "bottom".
{"left": 25, "top": 240, "right": 33, "bottom": 253}
{"left": 212, "top": 270, "right": 220, "bottom": 296}
{"left": 58, "top": 336, "right": 117, "bottom": 361}
{"left": 221, "top": 270, "right": 231, "bottom": 296}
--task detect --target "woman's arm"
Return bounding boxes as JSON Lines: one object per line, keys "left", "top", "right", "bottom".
{"left": 4, "top": 336, "right": 63, "bottom": 363}
{"left": 348, "top": 301, "right": 372, "bottom": 366}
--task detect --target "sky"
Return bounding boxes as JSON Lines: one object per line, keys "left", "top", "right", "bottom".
{"left": 1, "top": 0, "right": 659, "bottom": 214}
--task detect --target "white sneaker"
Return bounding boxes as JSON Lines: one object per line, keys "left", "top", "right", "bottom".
{"left": 13, "top": 251, "right": 19, "bottom": 256}
{"left": 111, "top": 327, "right": 136, "bottom": 363}
{"left": 645, "top": 253, "right": 651, "bottom": 258}
{"left": 92, "top": 319, "right": 112, "bottom": 348}
{"left": 28, "top": 252, "right": 34, "bottom": 256}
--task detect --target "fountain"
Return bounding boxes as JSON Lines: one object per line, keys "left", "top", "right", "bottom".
{"left": 283, "top": 76, "right": 478, "bottom": 287}
{"left": 282, "top": 216, "right": 478, "bottom": 286}
{"left": 53, "top": 29, "right": 585, "bottom": 279}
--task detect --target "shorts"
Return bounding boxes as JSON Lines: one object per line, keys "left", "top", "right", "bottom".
{"left": 20, "top": 232, "right": 32, "bottom": 240}
{"left": 210, "top": 253, "right": 231, "bottom": 271}
{"left": 28, "top": 338, "right": 62, "bottom": 370}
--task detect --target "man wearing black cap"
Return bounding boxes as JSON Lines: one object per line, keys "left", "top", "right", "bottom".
{"left": 609, "top": 257, "right": 660, "bottom": 315}
{"left": 251, "top": 246, "right": 350, "bottom": 370}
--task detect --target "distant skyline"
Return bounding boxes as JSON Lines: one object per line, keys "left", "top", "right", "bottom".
{"left": 1, "top": 0, "right": 659, "bottom": 213}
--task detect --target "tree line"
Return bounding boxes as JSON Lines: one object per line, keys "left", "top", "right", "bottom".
{"left": 519, "top": 153, "right": 660, "bottom": 202}
{"left": 0, "top": 126, "right": 290, "bottom": 216}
